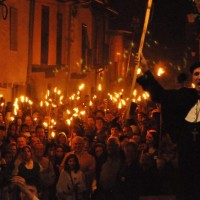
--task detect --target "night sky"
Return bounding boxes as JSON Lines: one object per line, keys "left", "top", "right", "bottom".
{"left": 109, "top": 0, "right": 191, "bottom": 64}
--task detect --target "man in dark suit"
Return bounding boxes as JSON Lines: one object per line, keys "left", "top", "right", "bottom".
{"left": 137, "top": 60, "right": 200, "bottom": 200}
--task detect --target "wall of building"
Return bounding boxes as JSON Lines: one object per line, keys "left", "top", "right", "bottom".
{"left": 31, "top": 0, "right": 70, "bottom": 101}
{"left": 0, "top": 0, "right": 29, "bottom": 101}
{"left": 0, "top": 0, "right": 121, "bottom": 103}
{"left": 68, "top": 4, "right": 94, "bottom": 97}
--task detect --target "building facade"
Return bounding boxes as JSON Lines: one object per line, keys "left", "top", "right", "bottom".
{"left": 0, "top": 0, "right": 124, "bottom": 105}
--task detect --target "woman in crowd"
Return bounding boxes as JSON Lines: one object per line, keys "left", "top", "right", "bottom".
{"left": 60, "top": 136, "right": 95, "bottom": 194}
{"left": 56, "top": 132, "right": 70, "bottom": 153}
{"left": 18, "top": 145, "right": 40, "bottom": 190}
{"left": 54, "top": 144, "right": 65, "bottom": 182}
{"left": 57, "top": 154, "right": 87, "bottom": 200}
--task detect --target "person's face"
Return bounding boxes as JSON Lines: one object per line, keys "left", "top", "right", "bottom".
{"left": 17, "top": 137, "right": 27, "bottom": 149}
{"left": 87, "top": 118, "right": 95, "bottom": 126}
{"left": 146, "top": 132, "right": 154, "bottom": 144}
{"left": 17, "top": 118, "right": 22, "bottom": 126}
{"left": 10, "top": 125, "right": 16, "bottom": 135}
{"left": 67, "top": 157, "right": 76, "bottom": 169}
{"left": 95, "top": 119, "right": 104, "bottom": 130}
{"left": 25, "top": 116, "right": 33, "bottom": 126}
{"left": 95, "top": 146, "right": 104, "bottom": 157}
{"left": 9, "top": 145, "right": 17, "bottom": 156}
{"left": 58, "top": 134, "right": 67, "bottom": 144}
{"left": 32, "top": 112, "right": 39, "bottom": 120}
{"left": 36, "top": 128, "right": 46, "bottom": 141}
{"left": 111, "top": 127, "right": 119, "bottom": 137}
{"left": 34, "top": 144, "right": 45, "bottom": 158}
{"left": 72, "top": 138, "right": 84, "bottom": 153}
{"left": 192, "top": 67, "right": 200, "bottom": 92}
{"left": 22, "top": 147, "right": 32, "bottom": 161}
{"left": 55, "top": 147, "right": 64, "bottom": 157}
{"left": 31, "top": 136, "right": 40, "bottom": 146}
{"left": 123, "top": 127, "right": 133, "bottom": 138}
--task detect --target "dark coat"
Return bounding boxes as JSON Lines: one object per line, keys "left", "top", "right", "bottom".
{"left": 137, "top": 71, "right": 200, "bottom": 199}
{"left": 137, "top": 70, "right": 199, "bottom": 142}
{"left": 115, "top": 161, "right": 142, "bottom": 200}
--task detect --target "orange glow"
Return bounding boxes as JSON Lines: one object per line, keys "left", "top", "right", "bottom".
{"left": 191, "top": 83, "right": 195, "bottom": 88}
{"left": 137, "top": 68, "right": 142, "bottom": 75}
{"left": 51, "top": 131, "right": 55, "bottom": 138}
{"left": 98, "top": 84, "right": 102, "bottom": 91}
{"left": 79, "top": 83, "right": 85, "bottom": 91}
{"left": 155, "top": 61, "right": 166, "bottom": 77}
{"left": 157, "top": 68, "right": 165, "bottom": 76}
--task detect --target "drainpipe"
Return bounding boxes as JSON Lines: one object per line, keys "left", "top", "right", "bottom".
{"left": 26, "top": 0, "right": 35, "bottom": 97}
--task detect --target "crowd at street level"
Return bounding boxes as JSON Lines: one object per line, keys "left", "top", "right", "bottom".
{"left": 0, "top": 95, "right": 178, "bottom": 200}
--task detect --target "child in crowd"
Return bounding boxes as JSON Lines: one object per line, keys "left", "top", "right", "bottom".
{"left": 56, "top": 154, "right": 87, "bottom": 200}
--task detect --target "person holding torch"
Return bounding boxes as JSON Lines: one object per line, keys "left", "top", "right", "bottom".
{"left": 136, "top": 54, "right": 200, "bottom": 200}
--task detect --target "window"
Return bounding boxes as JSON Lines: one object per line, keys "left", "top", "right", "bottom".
{"left": 10, "top": 7, "right": 18, "bottom": 51}
{"left": 82, "top": 24, "right": 89, "bottom": 71}
{"left": 56, "top": 12, "right": 63, "bottom": 65}
{"left": 41, "top": 5, "right": 49, "bottom": 64}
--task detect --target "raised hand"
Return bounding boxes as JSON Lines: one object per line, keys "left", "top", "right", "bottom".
{"left": 134, "top": 52, "right": 149, "bottom": 73}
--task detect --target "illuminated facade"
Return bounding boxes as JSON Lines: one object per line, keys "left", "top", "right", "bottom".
{"left": 0, "top": 0, "right": 121, "bottom": 103}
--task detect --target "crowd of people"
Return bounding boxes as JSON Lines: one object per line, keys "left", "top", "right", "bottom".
{"left": 2, "top": 56, "right": 200, "bottom": 200}
{"left": 0, "top": 91, "right": 179, "bottom": 200}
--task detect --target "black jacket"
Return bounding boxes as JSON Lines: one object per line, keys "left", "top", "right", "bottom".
{"left": 137, "top": 70, "right": 199, "bottom": 142}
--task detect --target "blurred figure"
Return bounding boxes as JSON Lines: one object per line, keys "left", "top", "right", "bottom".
{"left": 0, "top": 126, "right": 6, "bottom": 153}
{"left": 115, "top": 142, "right": 142, "bottom": 200}
{"left": 93, "top": 143, "right": 107, "bottom": 189}
{"left": 33, "top": 142, "right": 56, "bottom": 200}
{"left": 54, "top": 145, "right": 65, "bottom": 182}
{"left": 6, "top": 123, "right": 17, "bottom": 144}
{"left": 94, "top": 117, "right": 108, "bottom": 145}
{"left": 139, "top": 130, "right": 160, "bottom": 195}
{"left": 10, "top": 176, "right": 39, "bottom": 200}
{"left": 96, "top": 137, "right": 123, "bottom": 200}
